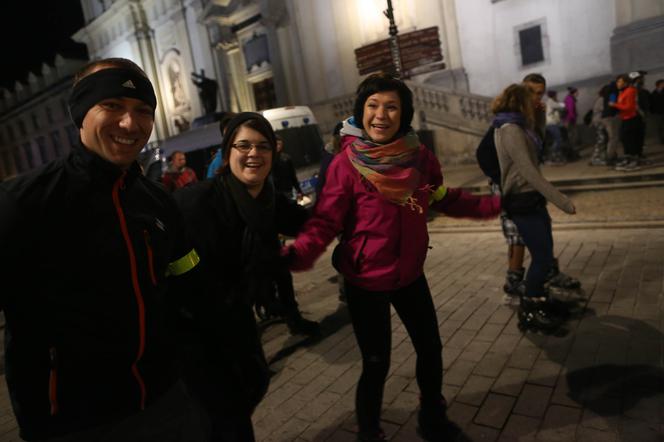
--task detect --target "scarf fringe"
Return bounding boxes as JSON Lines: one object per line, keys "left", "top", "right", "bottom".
{"left": 404, "top": 196, "right": 424, "bottom": 214}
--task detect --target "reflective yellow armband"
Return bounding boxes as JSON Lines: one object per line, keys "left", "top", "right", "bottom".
{"left": 166, "top": 248, "right": 200, "bottom": 276}
{"left": 429, "top": 186, "right": 448, "bottom": 204}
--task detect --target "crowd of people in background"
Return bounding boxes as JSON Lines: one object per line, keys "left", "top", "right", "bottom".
{"left": 541, "top": 71, "right": 663, "bottom": 172}
{"left": 483, "top": 68, "right": 663, "bottom": 335}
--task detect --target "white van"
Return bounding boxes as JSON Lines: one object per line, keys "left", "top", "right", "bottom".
{"left": 261, "top": 106, "right": 324, "bottom": 170}
{"left": 262, "top": 106, "right": 318, "bottom": 131}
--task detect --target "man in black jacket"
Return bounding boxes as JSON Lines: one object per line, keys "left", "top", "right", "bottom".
{"left": 0, "top": 58, "right": 205, "bottom": 441}
{"left": 652, "top": 79, "right": 664, "bottom": 144}
{"left": 269, "top": 135, "right": 319, "bottom": 335}
{"left": 271, "top": 135, "right": 304, "bottom": 201}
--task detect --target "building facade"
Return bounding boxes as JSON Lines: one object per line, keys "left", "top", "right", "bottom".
{"left": 0, "top": 56, "right": 86, "bottom": 181}
{"left": 72, "top": 0, "right": 470, "bottom": 147}
{"left": 455, "top": 0, "right": 664, "bottom": 112}
{"left": 75, "top": 0, "right": 220, "bottom": 142}
{"left": 75, "top": 0, "right": 663, "bottom": 132}
{"left": 3, "top": 0, "right": 660, "bottom": 181}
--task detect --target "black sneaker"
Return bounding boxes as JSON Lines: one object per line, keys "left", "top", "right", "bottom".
{"left": 616, "top": 159, "right": 641, "bottom": 171}
{"left": 286, "top": 313, "right": 321, "bottom": 336}
{"left": 357, "top": 428, "right": 386, "bottom": 441}
{"left": 518, "top": 296, "right": 565, "bottom": 334}
{"left": 417, "top": 398, "right": 461, "bottom": 442}
{"left": 637, "top": 154, "right": 653, "bottom": 166}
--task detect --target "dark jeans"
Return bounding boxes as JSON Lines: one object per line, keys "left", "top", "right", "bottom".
{"left": 510, "top": 206, "right": 554, "bottom": 297}
{"left": 40, "top": 381, "right": 208, "bottom": 442}
{"left": 545, "top": 124, "right": 564, "bottom": 161}
{"left": 620, "top": 115, "right": 645, "bottom": 157}
{"left": 345, "top": 275, "right": 443, "bottom": 432}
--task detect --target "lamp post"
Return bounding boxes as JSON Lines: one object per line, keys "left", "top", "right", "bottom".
{"left": 383, "top": 0, "right": 402, "bottom": 78}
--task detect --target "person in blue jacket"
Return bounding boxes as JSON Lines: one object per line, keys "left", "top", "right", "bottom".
{"left": 206, "top": 112, "right": 236, "bottom": 178}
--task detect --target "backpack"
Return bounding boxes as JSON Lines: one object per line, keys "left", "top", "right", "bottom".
{"left": 475, "top": 126, "right": 501, "bottom": 185}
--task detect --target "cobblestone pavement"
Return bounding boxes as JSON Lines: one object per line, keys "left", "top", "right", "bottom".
{"left": 2, "top": 187, "right": 664, "bottom": 441}
{"left": 1, "top": 228, "right": 663, "bottom": 441}
{"left": 248, "top": 227, "right": 663, "bottom": 442}
{"left": 431, "top": 186, "right": 664, "bottom": 230}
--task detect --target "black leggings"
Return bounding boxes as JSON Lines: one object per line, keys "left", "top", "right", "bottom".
{"left": 345, "top": 275, "right": 443, "bottom": 432}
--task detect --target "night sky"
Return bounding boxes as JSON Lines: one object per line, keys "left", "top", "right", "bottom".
{"left": 1, "top": 0, "right": 86, "bottom": 90}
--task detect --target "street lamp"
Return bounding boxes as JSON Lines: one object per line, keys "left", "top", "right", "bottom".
{"left": 383, "top": 0, "right": 402, "bottom": 78}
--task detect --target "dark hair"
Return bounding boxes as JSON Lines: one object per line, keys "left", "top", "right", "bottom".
{"left": 168, "top": 150, "right": 185, "bottom": 162}
{"left": 616, "top": 73, "right": 630, "bottom": 84}
{"left": 522, "top": 73, "right": 546, "bottom": 86}
{"left": 353, "top": 73, "right": 414, "bottom": 136}
{"left": 74, "top": 58, "right": 148, "bottom": 85}
{"left": 492, "top": 83, "right": 535, "bottom": 129}
{"left": 599, "top": 84, "right": 611, "bottom": 97}
{"left": 219, "top": 112, "right": 237, "bottom": 137}
{"left": 567, "top": 87, "right": 578, "bottom": 94}
{"left": 219, "top": 113, "right": 277, "bottom": 175}
{"left": 332, "top": 121, "right": 343, "bottom": 137}
{"left": 546, "top": 90, "right": 557, "bottom": 99}
{"left": 656, "top": 79, "right": 664, "bottom": 87}
{"left": 328, "top": 121, "right": 344, "bottom": 154}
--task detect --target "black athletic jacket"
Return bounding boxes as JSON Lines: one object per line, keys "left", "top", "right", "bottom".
{"left": 0, "top": 146, "right": 191, "bottom": 440}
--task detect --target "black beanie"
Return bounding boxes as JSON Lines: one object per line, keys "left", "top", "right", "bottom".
{"left": 220, "top": 112, "right": 277, "bottom": 160}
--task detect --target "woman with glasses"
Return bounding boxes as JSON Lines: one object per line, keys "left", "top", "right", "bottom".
{"left": 170, "top": 112, "right": 308, "bottom": 441}
{"left": 283, "top": 74, "right": 501, "bottom": 441}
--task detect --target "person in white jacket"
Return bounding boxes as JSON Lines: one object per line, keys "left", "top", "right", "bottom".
{"left": 544, "top": 90, "right": 567, "bottom": 165}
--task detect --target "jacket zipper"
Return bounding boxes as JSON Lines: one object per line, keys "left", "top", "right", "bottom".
{"left": 49, "top": 347, "right": 58, "bottom": 416}
{"left": 143, "top": 230, "right": 157, "bottom": 286}
{"left": 112, "top": 173, "right": 147, "bottom": 410}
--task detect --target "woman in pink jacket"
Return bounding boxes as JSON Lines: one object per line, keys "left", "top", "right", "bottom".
{"left": 284, "top": 74, "right": 500, "bottom": 441}
{"left": 563, "top": 87, "right": 579, "bottom": 157}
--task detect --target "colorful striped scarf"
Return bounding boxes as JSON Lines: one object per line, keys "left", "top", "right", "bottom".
{"left": 345, "top": 130, "right": 422, "bottom": 206}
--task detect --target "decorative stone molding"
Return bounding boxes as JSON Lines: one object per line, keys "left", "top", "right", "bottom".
{"left": 259, "top": 0, "right": 288, "bottom": 28}
{"left": 611, "top": 14, "right": 664, "bottom": 73}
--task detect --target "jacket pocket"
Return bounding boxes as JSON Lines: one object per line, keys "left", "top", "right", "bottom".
{"left": 143, "top": 230, "right": 158, "bottom": 286}
{"left": 353, "top": 235, "right": 368, "bottom": 273}
{"left": 48, "top": 347, "right": 58, "bottom": 416}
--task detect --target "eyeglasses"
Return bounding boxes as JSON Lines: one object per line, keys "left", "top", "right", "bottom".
{"left": 231, "top": 141, "right": 272, "bottom": 153}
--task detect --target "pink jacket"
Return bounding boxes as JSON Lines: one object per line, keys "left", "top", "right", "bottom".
{"left": 564, "top": 94, "right": 577, "bottom": 124}
{"left": 287, "top": 141, "right": 500, "bottom": 291}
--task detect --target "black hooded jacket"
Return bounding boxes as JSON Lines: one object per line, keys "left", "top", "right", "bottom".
{"left": 0, "top": 146, "right": 189, "bottom": 440}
